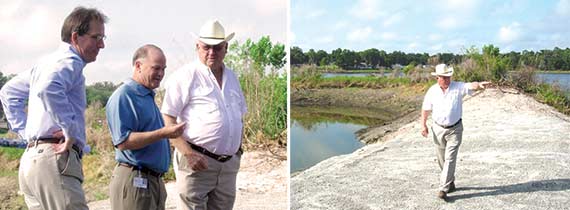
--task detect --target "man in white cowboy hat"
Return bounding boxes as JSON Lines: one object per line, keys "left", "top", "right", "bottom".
{"left": 161, "top": 19, "right": 247, "bottom": 210}
{"left": 420, "top": 63, "right": 490, "bottom": 200}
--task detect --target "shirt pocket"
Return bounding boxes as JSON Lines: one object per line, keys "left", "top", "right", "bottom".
{"left": 229, "top": 90, "right": 245, "bottom": 120}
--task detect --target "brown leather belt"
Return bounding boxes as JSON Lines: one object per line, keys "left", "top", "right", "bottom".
{"left": 118, "top": 162, "right": 163, "bottom": 177}
{"left": 27, "top": 138, "right": 83, "bottom": 158}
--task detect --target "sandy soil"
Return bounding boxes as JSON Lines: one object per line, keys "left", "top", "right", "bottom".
{"left": 292, "top": 88, "right": 570, "bottom": 209}
{"left": 89, "top": 149, "right": 287, "bottom": 210}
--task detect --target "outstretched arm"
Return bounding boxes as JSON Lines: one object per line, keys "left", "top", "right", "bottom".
{"left": 469, "top": 81, "right": 491, "bottom": 90}
{"left": 116, "top": 122, "right": 186, "bottom": 150}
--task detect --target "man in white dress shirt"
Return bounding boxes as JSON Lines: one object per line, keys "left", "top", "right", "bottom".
{"left": 421, "top": 64, "right": 490, "bottom": 200}
{"left": 0, "top": 6, "right": 107, "bottom": 210}
{"left": 161, "top": 20, "right": 247, "bottom": 210}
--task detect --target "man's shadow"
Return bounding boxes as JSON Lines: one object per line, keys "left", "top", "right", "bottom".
{"left": 446, "top": 179, "right": 570, "bottom": 202}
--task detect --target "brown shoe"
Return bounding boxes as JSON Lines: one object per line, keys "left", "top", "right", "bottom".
{"left": 437, "top": 191, "right": 447, "bottom": 199}
{"left": 449, "top": 182, "right": 456, "bottom": 193}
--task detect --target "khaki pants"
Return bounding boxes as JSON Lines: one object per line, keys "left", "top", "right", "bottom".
{"left": 174, "top": 149, "right": 241, "bottom": 210}
{"left": 431, "top": 122, "right": 463, "bottom": 192}
{"left": 109, "top": 164, "right": 167, "bottom": 210}
{"left": 19, "top": 143, "right": 88, "bottom": 210}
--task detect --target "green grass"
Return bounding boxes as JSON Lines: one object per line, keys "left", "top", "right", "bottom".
{"left": 334, "top": 69, "right": 391, "bottom": 73}
{"left": 0, "top": 147, "right": 25, "bottom": 161}
{"left": 292, "top": 75, "right": 413, "bottom": 89}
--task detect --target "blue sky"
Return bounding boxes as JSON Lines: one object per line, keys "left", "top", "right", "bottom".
{"left": 0, "top": 0, "right": 286, "bottom": 84}
{"left": 291, "top": 0, "right": 570, "bottom": 54}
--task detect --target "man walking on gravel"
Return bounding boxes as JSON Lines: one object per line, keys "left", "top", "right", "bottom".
{"left": 421, "top": 63, "right": 490, "bottom": 200}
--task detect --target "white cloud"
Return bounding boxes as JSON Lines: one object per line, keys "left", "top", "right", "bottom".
{"left": 431, "top": 44, "right": 443, "bottom": 52}
{"left": 383, "top": 12, "right": 403, "bottom": 27}
{"left": 307, "top": 10, "right": 326, "bottom": 19}
{"left": 429, "top": 34, "right": 442, "bottom": 41}
{"left": 498, "top": 22, "right": 522, "bottom": 43}
{"left": 556, "top": 0, "right": 570, "bottom": 16}
{"left": 251, "top": 0, "right": 286, "bottom": 16}
{"left": 380, "top": 32, "right": 397, "bottom": 40}
{"left": 333, "top": 21, "right": 348, "bottom": 31}
{"left": 437, "top": 17, "right": 459, "bottom": 30}
{"left": 0, "top": 0, "right": 286, "bottom": 83}
{"left": 347, "top": 27, "right": 373, "bottom": 42}
{"left": 290, "top": 31, "right": 296, "bottom": 43}
{"left": 442, "top": 0, "right": 479, "bottom": 13}
{"left": 0, "top": 5, "right": 58, "bottom": 50}
{"left": 316, "top": 36, "right": 334, "bottom": 44}
{"left": 349, "top": 0, "right": 383, "bottom": 20}
{"left": 408, "top": 42, "right": 419, "bottom": 50}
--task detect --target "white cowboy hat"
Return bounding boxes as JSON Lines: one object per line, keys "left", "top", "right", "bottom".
{"left": 431, "top": 64, "right": 454, "bottom": 77}
{"left": 195, "top": 20, "right": 235, "bottom": 45}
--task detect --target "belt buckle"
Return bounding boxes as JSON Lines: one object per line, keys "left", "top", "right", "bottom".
{"left": 218, "top": 155, "right": 231, "bottom": 162}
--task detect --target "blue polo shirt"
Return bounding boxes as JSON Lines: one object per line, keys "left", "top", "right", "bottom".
{"left": 106, "top": 78, "right": 170, "bottom": 173}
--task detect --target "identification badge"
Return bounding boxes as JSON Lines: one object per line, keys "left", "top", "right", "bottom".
{"left": 133, "top": 176, "right": 148, "bottom": 189}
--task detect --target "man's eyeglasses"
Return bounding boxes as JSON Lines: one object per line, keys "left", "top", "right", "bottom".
{"left": 199, "top": 43, "right": 225, "bottom": 52}
{"left": 85, "top": 33, "right": 106, "bottom": 42}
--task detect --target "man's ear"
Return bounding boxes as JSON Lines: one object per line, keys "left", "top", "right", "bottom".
{"left": 135, "top": 60, "right": 142, "bottom": 73}
{"left": 71, "top": 32, "right": 79, "bottom": 45}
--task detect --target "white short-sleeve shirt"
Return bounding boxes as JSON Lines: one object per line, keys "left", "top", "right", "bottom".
{"left": 422, "top": 81, "right": 472, "bottom": 126}
{"left": 161, "top": 61, "right": 247, "bottom": 155}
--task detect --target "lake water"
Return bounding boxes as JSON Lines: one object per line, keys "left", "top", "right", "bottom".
{"left": 290, "top": 107, "right": 367, "bottom": 173}
{"left": 537, "top": 73, "right": 570, "bottom": 90}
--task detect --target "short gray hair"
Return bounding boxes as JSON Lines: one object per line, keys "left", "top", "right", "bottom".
{"left": 132, "top": 44, "right": 163, "bottom": 66}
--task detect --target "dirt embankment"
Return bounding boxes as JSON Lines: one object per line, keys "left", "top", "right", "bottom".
{"left": 292, "top": 88, "right": 424, "bottom": 144}
{"left": 292, "top": 88, "right": 570, "bottom": 209}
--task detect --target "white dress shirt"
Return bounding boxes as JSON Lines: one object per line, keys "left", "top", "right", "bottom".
{"left": 0, "top": 42, "right": 88, "bottom": 150}
{"left": 422, "top": 81, "right": 473, "bottom": 126}
{"left": 162, "top": 61, "right": 247, "bottom": 155}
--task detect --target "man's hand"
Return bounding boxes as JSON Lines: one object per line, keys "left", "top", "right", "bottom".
{"left": 53, "top": 137, "right": 76, "bottom": 154}
{"left": 162, "top": 122, "right": 186, "bottom": 138}
{"left": 52, "top": 130, "right": 64, "bottom": 139}
{"left": 421, "top": 125, "right": 429, "bottom": 138}
{"left": 184, "top": 152, "right": 208, "bottom": 171}
{"left": 479, "top": 81, "right": 491, "bottom": 89}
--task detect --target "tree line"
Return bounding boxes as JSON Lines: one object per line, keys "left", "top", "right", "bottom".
{"left": 291, "top": 45, "right": 570, "bottom": 71}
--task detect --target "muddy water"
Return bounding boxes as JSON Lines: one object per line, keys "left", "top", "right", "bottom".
{"left": 290, "top": 105, "right": 385, "bottom": 173}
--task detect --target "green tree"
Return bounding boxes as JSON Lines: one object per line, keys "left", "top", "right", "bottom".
{"left": 361, "top": 48, "right": 381, "bottom": 68}
{"left": 290, "top": 46, "right": 307, "bottom": 65}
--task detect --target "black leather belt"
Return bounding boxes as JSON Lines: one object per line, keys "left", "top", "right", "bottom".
{"left": 436, "top": 118, "right": 462, "bottom": 129}
{"left": 118, "top": 162, "right": 163, "bottom": 177}
{"left": 28, "top": 138, "right": 83, "bottom": 158}
{"left": 188, "top": 143, "right": 233, "bottom": 163}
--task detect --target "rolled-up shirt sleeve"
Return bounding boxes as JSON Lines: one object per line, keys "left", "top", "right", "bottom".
{"left": 37, "top": 62, "right": 81, "bottom": 141}
{"left": 106, "top": 89, "right": 136, "bottom": 146}
{"left": 422, "top": 87, "right": 433, "bottom": 111}
{"left": 0, "top": 69, "right": 31, "bottom": 138}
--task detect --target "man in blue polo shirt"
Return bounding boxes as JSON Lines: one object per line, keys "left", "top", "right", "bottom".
{"left": 106, "top": 44, "right": 186, "bottom": 210}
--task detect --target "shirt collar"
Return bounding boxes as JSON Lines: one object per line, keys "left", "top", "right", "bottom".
{"left": 124, "top": 78, "right": 155, "bottom": 97}
{"left": 196, "top": 59, "right": 227, "bottom": 75}
{"left": 59, "top": 42, "right": 86, "bottom": 64}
